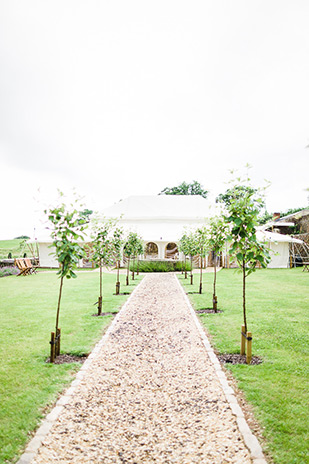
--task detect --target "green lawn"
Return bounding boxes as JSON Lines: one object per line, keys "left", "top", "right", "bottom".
{"left": 179, "top": 268, "right": 309, "bottom": 464}
{"left": 0, "top": 270, "right": 142, "bottom": 464}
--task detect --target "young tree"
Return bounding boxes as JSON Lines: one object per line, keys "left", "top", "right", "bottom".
{"left": 123, "top": 232, "right": 139, "bottom": 285}
{"left": 91, "top": 218, "right": 116, "bottom": 315}
{"left": 111, "top": 227, "right": 125, "bottom": 295}
{"left": 178, "top": 233, "right": 190, "bottom": 278}
{"left": 208, "top": 216, "right": 229, "bottom": 311}
{"left": 194, "top": 226, "right": 209, "bottom": 294}
{"left": 179, "top": 231, "right": 198, "bottom": 284}
{"left": 132, "top": 236, "right": 144, "bottom": 277}
{"left": 45, "top": 194, "right": 87, "bottom": 362}
{"left": 223, "top": 179, "right": 270, "bottom": 358}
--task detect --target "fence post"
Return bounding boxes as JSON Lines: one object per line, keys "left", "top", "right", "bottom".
{"left": 246, "top": 331, "right": 252, "bottom": 364}
{"left": 50, "top": 332, "right": 55, "bottom": 363}
{"left": 241, "top": 325, "right": 246, "bottom": 355}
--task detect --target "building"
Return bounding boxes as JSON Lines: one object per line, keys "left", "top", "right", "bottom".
{"left": 101, "top": 195, "right": 214, "bottom": 261}
{"left": 35, "top": 195, "right": 305, "bottom": 269}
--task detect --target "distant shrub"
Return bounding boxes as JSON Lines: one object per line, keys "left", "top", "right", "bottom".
{"left": 130, "top": 260, "right": 191, "bottom": 273}
{"left": 14, "top": 236, "right": 30, "bottom": 240}
{"left": 0, "top": 267, "right": 19, "bottom": 277}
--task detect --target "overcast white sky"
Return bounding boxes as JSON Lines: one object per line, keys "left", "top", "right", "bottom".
{"left": 1, "top": 0, "right": 308, "bottom": 239}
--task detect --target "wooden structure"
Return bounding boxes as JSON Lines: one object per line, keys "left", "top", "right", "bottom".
{"left": 289, "top": 234, "right": 309, "bottom": 267}
{"left": 15, "top": 258, "right": 37, "bottom": 276}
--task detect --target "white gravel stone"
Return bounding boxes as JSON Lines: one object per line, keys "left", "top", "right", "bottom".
{"left": 33, "top": 274, "right": 261, "bottom": 463}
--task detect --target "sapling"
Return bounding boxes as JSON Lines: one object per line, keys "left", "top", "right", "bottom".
{"left": 208, "top": 216, "right": 229, "bottom": 311}
{"left": 136, "top": 241, "right": 144, "bottom": 275}
{"left": 45, "top": 193, "right": 87, "bottom": 362}
{"left": 178, "top": 233, "right": 189, "bottom": 279}
{"left": 127, "top": 232, "right": 143, "bottom": 280}
{"left": 111, "top": 227, "right": 124, "bottom": 295}
{"left": 222, "top": 175, "right": 270, "bottom": 360}
{"left": 194, "top": 226, "right": 209, "bottom": 294}
{"left": 123, "top": 232, "right": 137, "bottom": 285}
{"left": 91, "top": 217, "right": 116, "bottom": 315}
{"left": 179, "top": 231, "right": 198, "bottom": 284}
{"left": 187, "top": 232, "right": 199, "bottom": 285}
{"left": 134, "top": 236, "right": 144, "bottom": 277}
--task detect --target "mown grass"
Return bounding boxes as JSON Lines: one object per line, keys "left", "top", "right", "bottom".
{"left": 179, "top": 268, "right": 309, "bottom": 464}
{"left": 0, "top": 270, "right": 142, "bottom": 464}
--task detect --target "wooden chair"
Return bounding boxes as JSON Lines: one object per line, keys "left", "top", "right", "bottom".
{"left": 24, "top": 258, "right": 38, "bottom": 274}
{"left": 302, "top": 262, "right": 309, "bottom": 272}
{"left": 15, "top": 258, "right": 32, "bottom": 276}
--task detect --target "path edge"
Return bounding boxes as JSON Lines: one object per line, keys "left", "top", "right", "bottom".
{"left": 16, "top": 276, "right": 147, "bottom": 464}
{"left": 175, "top": 274, "right": 267, "bottom": 464}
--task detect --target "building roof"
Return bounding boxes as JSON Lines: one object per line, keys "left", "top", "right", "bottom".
{"left": 275, "top": 209, "right": 309, "bottom": 222}
{"left": 257, "top": 229, "right": 303, "bottom": 244}
{"left": 100, "top": 195, "right": 218, "bottom": 242}
{"left": 101, "top": 195, "right": 218, "bottom": 220}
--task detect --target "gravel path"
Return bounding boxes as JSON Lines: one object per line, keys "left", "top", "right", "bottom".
{"left": 34, "top": 274, "right": 253, "bottom": 464}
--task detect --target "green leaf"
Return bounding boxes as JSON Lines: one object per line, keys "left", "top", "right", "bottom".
{"left": 233, "top": 217, "right": 242, "bottom": 226}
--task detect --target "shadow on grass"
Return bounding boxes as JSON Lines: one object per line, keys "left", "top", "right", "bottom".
{"left": 91, "top": 312, "right": 117, "bottom": 317}
{"left": 218, "top": 353, "right": 263, "bottom": 365}
{"left": 45, "top": 353, "right": 88, "bottom": 364}
{"left": 196, "top": 308, "right": 223, "bottom": 314}
{"left": 113, "top": 292, "right": 131, "bottom": 296}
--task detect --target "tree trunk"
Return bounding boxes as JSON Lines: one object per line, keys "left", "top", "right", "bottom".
{"left": 184, "top": 257, "right": 187, "bottom": 278}
{"left": 199, "top": 255, "right": 203, "bottom": 294}
{"left": 132, "top": 257, "right": 135, "bottom": 280}
{"left": 190, "top": 257, "right": 193, "bottom": 285}
{"left": 116, "top": 260, "right": 120, "bottom": 295}
{"left": 126, "top": 258, "right": 130, "bottom": 285}
{"left": 54, "top": 271, "right": 64, "bottom": 361}
{"left": 55, "top": 273, "right": 64, "bottom": 332}
{"left": 213, "top": 260, "right": 217, "bottom": 312}
{"left": 243, "top": 260, "right": 247, "bottom": 333}
{"left": 98, "top": 260, "right": 103, "bottom": 315}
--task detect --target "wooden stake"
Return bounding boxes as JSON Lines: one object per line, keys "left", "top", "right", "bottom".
{"left": 240, "top": 325, "right": 246, "bottom": 355}
{"left": 50, "top": 332, "right": 55, "bottom": 363}
{"left": 98, "top": 296, "right": 102, "bottom": 316}
{"left": 56, "top": 328, "right": 61, "bottom": 357}
{"left": 213, "top": 295, "right": 217, "bottom": 312}
{"left": 246, "top": 331, "right": 252, "bottom": 365}
{"left": 116, "top": 281, "right": 120, "bottom": 295}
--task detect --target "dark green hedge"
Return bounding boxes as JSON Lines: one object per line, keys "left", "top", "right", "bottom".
{"left": 130, "top": 260, "right": 191, "bottom": 273}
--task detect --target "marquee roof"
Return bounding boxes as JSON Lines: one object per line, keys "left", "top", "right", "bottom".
{"left": 257, "top": 229, "right": 303, "bottom": 244}
{"left": 101, "top": 195, "right": 218, "bottom": 220}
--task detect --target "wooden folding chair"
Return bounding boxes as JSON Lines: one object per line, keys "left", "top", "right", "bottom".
{"left": 24, "top": 258, "right": 38, "bottom": 274}
{"left": 15, "top": 258, "right": 32, "bottom": 276}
